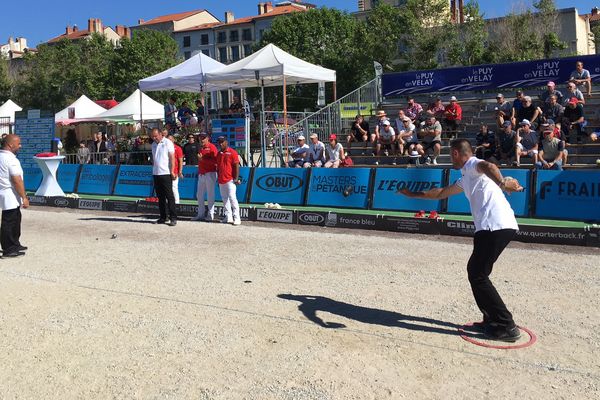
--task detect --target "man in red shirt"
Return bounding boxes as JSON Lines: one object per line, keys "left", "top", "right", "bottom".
{"left": 167, "top": 133, "right": 184, "bottom": 204}
{"left": 444, "top": 96, "right": 463, "bottom": 136}
{"left": 192, "top": 132, "right": 218, "bottom": 222}
{"left": 216, "top": 136, "right": 241, "bottom": 226}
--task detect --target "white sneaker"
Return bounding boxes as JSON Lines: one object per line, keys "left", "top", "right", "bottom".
{"left": 432, "top": 158, "right": 438, "bottom": 165}
{"left": 425, "top": 157, "right": 431, "bottom": 165}
{"left": 204, "top": 215, "right": 214, "bottom": 222}
{"left": 233, "top": 219, "right": 241, "bottom": 226}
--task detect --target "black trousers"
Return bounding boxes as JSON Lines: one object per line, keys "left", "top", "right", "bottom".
{"left": 153, "top": 175, "right": 177, "bottom": 221}
{"left": 467, "top": 229, "right": 516, "bottom": 328}
{"left": 1, "top": 207, "right": 22, "bottom": 254}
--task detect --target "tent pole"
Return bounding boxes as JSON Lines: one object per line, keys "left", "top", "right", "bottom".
{"left": 260, "top": 81, "right": 266, "bottom": 168}
{"left": 283, "top": 76, "right": 288, "bottom": 168}
{"left": 333, "top": 82, "right": 337, "bottom": 102}
{"left": 139, "top": 89, "right": 144, "bottom": 134}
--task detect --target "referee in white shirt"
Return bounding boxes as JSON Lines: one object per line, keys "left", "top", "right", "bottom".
{"left": 0, "top": 135, "right": 29, "bottom": 257}
{"left": 398, "top": 138, "right": 524, "bottom": 342}
{"left": 151, "top": 128, "right": 177, "bottom": 226}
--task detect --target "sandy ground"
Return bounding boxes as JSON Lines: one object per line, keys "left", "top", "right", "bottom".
{"left": 0, "top": 208, "right": 598, "bottom": 400}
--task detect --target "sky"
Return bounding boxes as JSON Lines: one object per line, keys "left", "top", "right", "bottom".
{"left": 2, "top": 0, "right": 599, "bottom": 48}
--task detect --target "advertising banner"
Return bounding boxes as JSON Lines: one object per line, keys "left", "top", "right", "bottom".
{"left": 214, "top": 167, "right": 251, "bottom": 203}
{"left": 535, "top": 170, "right": 600, "bottom": 221}
{"left": 113, "top": 166, "right": 154, "bottom": 197}
{"left": 23, "top": 167, "right": 42, "bottom": 191}
{"left": 306, "top": 168, "right": 371, "bottom": 209}
{"left": 250, "top": 168, "right": 307, "bottom": 206}
{"left": 382, "top": 54, "right": 600, "bottom": 97}
{"left": 178, "top": 166, "right": 199, "bottom": 200}
{"left": 57, "top": 164, "right": 81, "bottom": 193}
{"left": 372, "top": 168, "right": 444, "bottom": 212}
{"left": 14, "top": 109, "right": 55, "bottom": 170}
{"left": 77, "top": 165, "right": 117, "bottom": 195}
{"left": 447, "top": 168, "right": 531, "bottom": 217}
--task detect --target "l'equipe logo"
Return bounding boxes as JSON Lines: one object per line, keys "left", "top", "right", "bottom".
{"left": 255, "top": 174, "right": 303, "bottom": 193}
{"left": 257, "top": 209, "right": 293, "bottom": 223}
{"left": 78, "top": 199, "right": 103, "bottom": 210}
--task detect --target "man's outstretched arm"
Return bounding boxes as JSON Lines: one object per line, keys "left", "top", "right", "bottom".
{"left": 397, "top": 183, "right": 463, "bottom": 200}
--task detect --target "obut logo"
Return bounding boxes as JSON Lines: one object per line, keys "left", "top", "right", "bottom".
{"left": 53, "top": 198, "right": 69, "bottom": 207}
{"left": 299, "top": 213, "right": 325, "bottom": 225}
{"left": 256, "top": 174, "right": 303, "bottom": 193}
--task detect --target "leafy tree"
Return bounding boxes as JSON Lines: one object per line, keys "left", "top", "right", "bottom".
{"left": 446, "top": 1, "right": 492, "bottom": 66}
{"left": 533, "top": 0, "right": 567, "bottom": 58}
{"left": 365, "top": 4, "right": 403, "bottom": 71}
{"left": 0, "top": 56, "right": 11, "bottom": 103}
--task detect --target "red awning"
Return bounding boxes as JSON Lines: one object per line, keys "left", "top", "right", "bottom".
{"left": 95, "top": 99, "right": 119, "bottom": 109}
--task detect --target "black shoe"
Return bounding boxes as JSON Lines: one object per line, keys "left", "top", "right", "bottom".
{"left": 3, "top": 251, "right": 25, "bottom": 258}
{"left": 154, "top": 219, "right": 167, "bottom": 224}
{"left": 463, "top": 321, "right": 490, "bottom": 333}
{"left": 484, "top": 325, "right": 521, "bottom": 342}
{"left": 17, "top": 245, "right": 28, "bottom": 251}
{"left": 167, "top": 220, "right": 177, "bottom": 226}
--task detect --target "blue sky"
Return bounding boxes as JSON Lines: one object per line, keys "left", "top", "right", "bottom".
{"left": 2, "top": 0, "right": 598, "bottom": 48}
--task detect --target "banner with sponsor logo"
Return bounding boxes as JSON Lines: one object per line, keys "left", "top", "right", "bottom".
{"left": 105, "top": 199, "right": 138, "bottom": 213}
{"left": 23, "top": 167, "right": 43, "bottom": 191}
{"left": 78, "top": 198, "right": 104, "bottom": 211}
{"left": 214, "top": 167, "right": 251, "bottom": 203}
{"left": 256, "top": 208, "right": 295, "bottom": 224}
{"left": 77, "top": 165, "right": 118, "bottom": 195}
{"left": 323, "top": 212, "right": 382, "bottom": 230}
{"left": 178, "top": 166, "right": 198, "bottom": 200}
{"left": 113, "top": 166, "right": 154, "bottom": 197}
{"left": 382, "top": 54, "right": 600, "bottom": 97}
{"left": 307, "top": 168, "right": 371, "bottom": 209}
{"left": 447, "top": 169, "right": 531, "bottom": 217}
{"left": 250, "top": 168, "right": 307, "bottom": 206}
{"left": 297, "top": 211, "right": 328, "bottom": 227}
{"left": 57, "top": 164, "right": 81, "bottom": 193}
{"left": 372, "top": 169, "right": 444, "bottom": 212}
{"left": 535, "top": 170, "right": 600, "bottom": 221}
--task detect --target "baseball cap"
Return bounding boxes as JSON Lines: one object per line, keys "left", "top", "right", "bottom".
{"left": 503, "top": 121, "right": 512, "bottom": 127}
{"left": 329, "top": 134, "right": 337, "bottom": 140}
{"left": 568, "top": 97, "right": 579, "bottom": 105}
{"left": 217, "top": 136, "right": 226, "bottom": 142}
{"left": 382, "top": 120, "right": 391, "bottom": 126}
{"left": 402, "top": 117, "right": 411, "bottom": 122}
{"left": 543, "top": 129, "right": 553, "bottom": 135}
{"left": 198, "top": 132, "right": 208, "bottom": 138}
{"left": 309, "top": 133, "right": 318, "bottom": 139}
{"left": 547, "top": 81, "right": 556, "bottom": 87}
{"left": 449, "top": 96, "right": 457, "bottom": 101}
{"left": 376, "top": 110, "right": 387, "bottom": 117}
{"left": 520, "top": 119, "right": 531, "bottom": 126}
{"left": 546, "top": 119, "right": 555, "bottom": 125}
{"left": 496, "top": 93, "right": 504, "bottom": 98}
{"left": 297, "top": 135, "right": 305, "bottom": 140}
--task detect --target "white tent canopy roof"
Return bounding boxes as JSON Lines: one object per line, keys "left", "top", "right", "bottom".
{"left": 0, "top": 99, "right": 23, "bottom": 123}
{"left": 95, "top": 89, "right": 163, "bottom": 121}
{"left": 55, "top": 95, "right": 107, "bottom": 122}
{"left": 139, "top": 52, "right": 226, "bottom": 92}
{"left": 204, "top": 43, "right": 336, "bottom": 89}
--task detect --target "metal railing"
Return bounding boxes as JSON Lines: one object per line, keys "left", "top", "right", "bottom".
{"left": 63, "top": 151, "right": 152, "bottom": 165}
{"left": 0, "top": 117, "right": 11, "bottom": 135}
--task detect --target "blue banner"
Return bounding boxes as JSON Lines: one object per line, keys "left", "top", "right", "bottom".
{"left": 214, "top": 167, "right": 251, "bottom": 203}
{"left": 535, "top": 170, "right": 600, "bottom": 221}
{"left": 447, "top": 169, "right": 531, "bottom": 217}
{"left": 373, "top": 169, "right": 444, "bottom": 212}
{"left": 113, "top": 166, "right": 154, "bottom": 197}
{"left": 57, "top": 164, "right": 81, "bottom": 193}
{"left": 179, "top": 166, "right": 199, "bottom": 200}
{"left": 307, "top": 168, "right": 371, "bottom": 209}
{"left": 250, "top": 168, "right": 307, "bottom": 206}
{"left": 23, "top": 167, "right": 42, "bottom": 192}
{"left": 382, "top": 54, "right": 600, "bottom": 97}
{"left": 77, "top": 165, "right": 118, "bottom": 195}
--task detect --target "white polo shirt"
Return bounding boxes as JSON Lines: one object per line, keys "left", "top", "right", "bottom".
{"left": 456, "top": 157, "right": 519, "bottom": 232}
{"left": 151, "top": 138, "right": 175, "bottom": 176}
{"left": 0, "top": 150, "right": 23, "bottom": 210}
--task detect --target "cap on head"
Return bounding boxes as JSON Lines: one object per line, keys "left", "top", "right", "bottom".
{"left": 217, "top": 136, "right": 226, "bottom": 143}
{"left": 199, "top": 132, "right": 208, "bottom": 138}
{"left": 568, "top": 97, "right": 579, "bottom": 105}
{"left": 297, "top": 135, "right": 305, "bottom": 141}
{"left": 449, "top": 96, "right": 457, "bottom": 101}
{"left": 309, "top": 133, "right": 318, "bottom": 139}
{"left": 520, "top": 119, "right": 531, "bottom": 126}
{"left": 376, "top": 110, "right": 386, "bottom": 117}
{"left": 382, "top": 120, "right": 391, "bottom": 126}
{"left": 547, "top": 81, "right": 555, "bottom": 87}
{"left": 546, "top": 119, "right": 555, "bottom": 125}
{"left": 543, "top": 129, "right": 554, "bottom": 135}
{"left": 329, "top": 134, "right": 337, "bottom": 141}
{"left": 496, "top": 93, "right": 503, "bottom": 98}
{"left": 503, "top": 121, "right": 512, "bottom": 128}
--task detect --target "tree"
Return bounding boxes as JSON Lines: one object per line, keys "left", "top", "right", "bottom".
{"left": 446, "top": 1, "right": 492, "bottom": 66}
{"left": 365, "top": 4, "right": 403, "bottom": 71}
{"left": 0, "top": 56, "right": 11, "bottom": 103}
{"left": 533, "top": 0, "right": 567, "bottom": 58}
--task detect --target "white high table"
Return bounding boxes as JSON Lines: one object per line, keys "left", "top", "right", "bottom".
{"left": 33, "top": 156, "right": 66, "bottom": 197}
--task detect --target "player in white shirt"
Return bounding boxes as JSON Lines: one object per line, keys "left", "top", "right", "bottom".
{"left": 398, "top": 138, "right": 524, "bottom": 342}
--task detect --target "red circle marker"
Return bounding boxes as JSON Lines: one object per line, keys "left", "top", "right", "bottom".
{"left": 458, "top": 322, "right": 537, "bottom": 350}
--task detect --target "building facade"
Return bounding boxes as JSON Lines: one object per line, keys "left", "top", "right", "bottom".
{"left": 46, "top": 18, "right": 131, "bottom": 45}
{"left": 1, "top": 37, "right": 29, "bottom": 59}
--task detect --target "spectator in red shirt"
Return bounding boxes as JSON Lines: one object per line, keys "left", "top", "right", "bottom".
{"left": 216, "top": 136, "right": 241, "bottom": 226}
{"left": 444, "top": 96, "right": 462, "bottom": 136}
{"left": 167, "top": 133, "right": 184, "bottom": 204}
{"left": 192, "top": 132, "right": 218, "bottom": 222}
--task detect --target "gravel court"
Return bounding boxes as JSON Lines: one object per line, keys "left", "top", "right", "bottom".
{"left": 0, "top": 208, "right": 598, "bottom": 399}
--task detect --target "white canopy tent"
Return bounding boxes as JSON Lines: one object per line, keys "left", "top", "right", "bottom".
{"left": 204, "top": 43, "right": 337, "bottom": 166}
{"left": 55, "top": 95, "right": 107, "bottom": 123}
{"left": 0, "top": 99, "right": 23, "bottom": 123}
{"left": 95, "top": 89, "right": 164, "bottom": 121}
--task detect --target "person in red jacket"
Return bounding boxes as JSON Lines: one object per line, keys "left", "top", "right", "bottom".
{"left": 192, "top": 132, "right": 218, "bottom": 222}
{"left": 216, "top": 136, "right": 241, "bottom": 226}
{"left": 444, "top": 96, "right": 463, "bottom": 136}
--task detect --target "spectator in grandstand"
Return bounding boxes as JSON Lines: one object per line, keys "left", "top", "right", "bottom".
{"left": 444, "top": 96, "right": 462, "bottom": 136}
{"left": 515, "top": 120, "right": 538, "bottom": 167}
{"left": 570, "top": 61, "right": 592, "bottom": 97}
{"left": 397, "top": 117, "right": 417, "bottom": 156}
{"left": 77, "top": 141, "right": 90, "bottom": 164}
{"left": 303, "top": 133, "right": 326, "bottom": 168}
{"left": 177, "top": 101, "right": 192, "bottom": 126}
{"left": 324, "top": 134, "right": 345, "bottom": 168}
{"left": 376, "top": 120, "right": 396, "bottom": 156}
{"left": 475, "top": 125, "right": 497, "bottom": 162}
{"left": 495, "top": 121, "right": 517, "bottom": 165}
{"left": 183, "top": 134, "right": 200, "bottom": 166}
{"left": 511, "top": 90, "right": 525, "bottom": 113}
{"left": 405, "top": 97, "right": 423, "bottom": 122}
{"left": 428, "top": 97, "right": 446, "bottom": 120}
{"left": 164, "top": 96, "right": 177, "bottom": 129}
{"left": 195, "top": 99, "right": 205, "bottom": 121}
{"left": 540, "top": 81, "right": 563, "bottom": 105}
{"left": 542, "top": 95, "right": 564, "bottom": 124}
{"left": 229, "top": 96, "right": 244, "bottom": 114}
{"left": 494, "top": 94, "right": 512, "bottom": 128}
{"left": 348, "top": 115, "right": 369, "bottom": 143}
{"left": 513, "top": 96, "right": 542, "bottom": 129}
{"left": 536, "top": 128, "right": 564, "bottom": 171}
{"left": 372, "top": 110, "right": 389, "bottom": 144}
{"left": 394, "top": 110, "right": 407, "bottom": 133}
{"left": 416, "top": 115, "right": 442, "bottom": 165}
{"left": 562, "top": 97, "right": 587, "bottom": 143}
{"left": 289, "top": 135, "right": 309, "bottom": 168}
{"left": 564, "top": 82, "right": 585, "bottom": 105}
